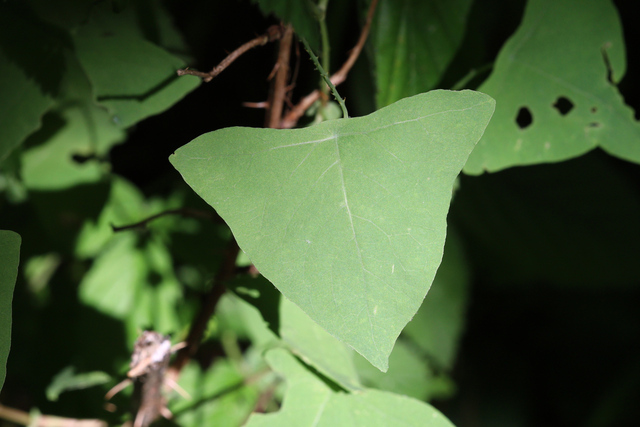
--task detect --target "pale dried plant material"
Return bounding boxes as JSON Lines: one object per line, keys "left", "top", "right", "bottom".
{"left": 0, "top": 404, "right": 107, "bottom": 427}
{"left": 105, "top": 331, "right": 186, "bottom": 427}
{"left": 129, "top": 331, "right": 172, "bottom": 427}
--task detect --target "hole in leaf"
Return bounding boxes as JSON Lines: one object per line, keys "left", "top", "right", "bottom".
{"left": 516, "top": 107, "right": 533, "bottom": 129}
{"left": 71, "top": 153, "right": 95, "bottom": 164}
{"left": 553, "top": 96, "right": 574, "bottom": 116}
{"left": 601, "top": 44, "right": 614, "bottom": 84}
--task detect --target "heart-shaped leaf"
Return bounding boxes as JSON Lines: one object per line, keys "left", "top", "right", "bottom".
{"left": 171, "top": 90, "right": 494, "bottom": 370}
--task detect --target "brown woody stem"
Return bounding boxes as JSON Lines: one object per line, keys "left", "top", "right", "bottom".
{"left": 280, "top": 0, "right": 379, "bottom": 128}
{"left": 111, "top": 207, "right": 216, "bottom": 232}
{"left": 177, "top": 25, "right": 284, "bottom": 82}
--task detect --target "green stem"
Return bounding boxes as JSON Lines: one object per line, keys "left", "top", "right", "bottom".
{"left": 301, "top": 37, "right": 349, "bottom": 119}
{"left": 317, "top": 0, "right": 331, "bottom": 97}
{"left": 451, "top": 62, "right": 494, "bottom": 90}
{"left": 319, "top": 19, "right": 331, "bottom": 97}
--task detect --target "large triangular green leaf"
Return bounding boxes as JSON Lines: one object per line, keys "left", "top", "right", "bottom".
{"left": 171, "top": 90, "right": 494, "bottom": 370}
{"left": 0, "top": 230, "right": 21, "bottom": 391}
{"left": 464, "top": 0, "right": 639, "bottom": 174}
{"left": 245, "top": 348, "right": 454, "bottom": 427}
{"left": 373, "top": 0, "right": 473, "bottom": 107}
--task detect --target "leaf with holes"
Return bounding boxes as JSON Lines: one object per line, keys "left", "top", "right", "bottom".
{"left": 464, "top": 0, "right": 640, "bottom": 174}
{"left": 171, "top": 90, "right": 495, "bottom": 370}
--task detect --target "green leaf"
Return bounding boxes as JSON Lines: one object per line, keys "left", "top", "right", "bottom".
{"left": 20, "top": 105, "right": 124, "bottom": 190}
{"left": 0, "top": 230, "right": 21, "bottom": 391}
{"left": 171, "top": 359, "right": 260, "bottom": 427}
{"left": 352, "top": 231, "right": 470, "bottom": 400}
{"left": 19, "top": 50, "right": 126, "bottom": 190}
{"left": 72, "top": 0, "right": 191, "bottom": 57}
{"left": 227, "top": 275, "right": 282, "bottom": 336}
{"left": 0, "top": 52, "right": 53, "bottom": 163}
{"left": 353, "top": 340, "right": 434, "bottom": 401}
{"left": 228, "top": 275, "right": 362, "bottom": 390}
{"left": 171, "top": 90, "right": 495, "bottom": 370}
{"left": 45, "top": 366, "right": 111, "bottom": 401}
{"left": 280, "top": 297, "right": 362, "bottom": 391}
{"left": 77, "top": 178, "right": 184, "bottom": 341}
{"left": 0, "top": 3, "right": 67, "bottom": 162}
{"left": 215, "top": 291, "right": 278, "bottom": 348}
{"left": 401, "top": 227, "right": 469, "bottom": 370}
{"left": 245, "top": 348, "right": 455, "bottom": 427}
{"left": 464, "top": 0, "right": 640, "bottom": 174}
{"left": 79, "top": 232, "right": 183, "bottom": 341}
{"left": 373, "top": 0, "right": 473, "bottom": 107}
{"left": 74, "top": 35, "right": 200, "bottom": 128}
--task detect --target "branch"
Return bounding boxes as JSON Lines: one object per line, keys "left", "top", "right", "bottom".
{"left": 166, "top": 22, "right": 293, "bottom": 382}
{"left": 177, "top": 25, "right": 284, "bottom": 82}
{"left": 265, "top": 25, "right": 294, "bottom": 128}
{"left": 166, "top": 238, "right": 240, "bottom": 381}
{"left": 280, "top": 0, "right": 378, "bottom": 128}
{"left": 111, "top": 207, "right": 216, "bottom": 232}
{"left": 0, "top": 404, "right": 106, "bottom": 427}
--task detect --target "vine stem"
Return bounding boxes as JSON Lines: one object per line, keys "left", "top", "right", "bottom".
{"left": 317, "top": 0, "right": 331, "bottom": 97}
{"left": 280, "top": 0, "right": 378, "bottom": 128}
{"left": 301, "top": 37, "right": 349, "bottom": 119}
{"left": 111, "top": 207, "right": 216, "bottom": 232}
{"left": 166, "top": 238, "right": 239, "bottom": 382}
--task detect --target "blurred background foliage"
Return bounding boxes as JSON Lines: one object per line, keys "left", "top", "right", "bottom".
{"left": 1, "top": 0, "right": 640, "bottom": 426}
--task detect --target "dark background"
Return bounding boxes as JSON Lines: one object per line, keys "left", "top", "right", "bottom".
{"left": 3, "top": 0, "right": 640, "bottom": 426}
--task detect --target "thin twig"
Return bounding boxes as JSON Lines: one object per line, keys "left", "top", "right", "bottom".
{"left": 280, "top": 0, "right": 379, "bottom": 128}
{"left": 0, "top": 404, "right": 106, "bottom": 427}
{"left": 111, "top": 208, "right": 216, "bottom": 232}
{"left": 177, "top": 25, "right": 284, "bottom": 82}
{"left": 166, "top": 238, "right": 240, "bottom": 381}
{"left": 300, "top": 37, "right": 348, "bottom": 118}
{"left": 242, "top": 101, "right": 270, "bottom": 109}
